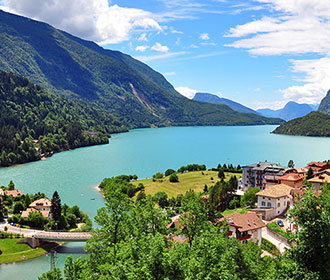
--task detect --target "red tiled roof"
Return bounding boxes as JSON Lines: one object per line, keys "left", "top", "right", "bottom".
{"left": 278, "top": 173, "right": 304, "bottom": 182}
{"left": 308, "top": 162, "right": 328, "bottom": 168}
{"left": 5, "top": 189, "right": 23, "bottom": 197}
{"left": 217, "top": 212, "right": 265, "bottom": 232}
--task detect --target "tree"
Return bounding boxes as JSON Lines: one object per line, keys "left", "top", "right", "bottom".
{"left": 285, "top": 184, "right": 330, "bottom": 279}
{"left": 203, "top": 184, "right": 208, "bottom": 193}
{"left": 288, "top": 160, "right": 295, "bottom": 168}
{"left": 153, "top": 192, "right": 168, "bottom": 208}
{"left": 165, "top": 169, "right": 176, "bottom": 177}
{"left": 13, "top": 201, "right": 24, "bottom": 214}
{"left": 153, "top": 172, "right": 164, "bottom": 179}
{"left": 240, "top": 187, "right": 259, "bottom": 207}
{"left": 26, "top": 211, "right": 47, "bottom": 229}
{"left": 8, "top": 180, "right": 15, "bottom": 190}
{"left": 51, "top": 191, "right": 62, "bottom": 225}
{"left": 38, "top": 268, "right": 63, "bottom": 280}
{"left": 0, "top": 200, "right": 5, "bottom": 222}
{"left": 306, "top": 167, "right": 314, "bottom": 180}
{"left": 136, "top": 191, "right": 146, "bottom": 201}
{"left": 169, "top": 173, "right": 179, "bottom": 183}
{"left": 218, "top": 169, "right": 225, "bottom": 179}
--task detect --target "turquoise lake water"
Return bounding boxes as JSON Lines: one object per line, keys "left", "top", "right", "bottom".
{"left": 1, "top": 125, "right": 330, "bottom": 279}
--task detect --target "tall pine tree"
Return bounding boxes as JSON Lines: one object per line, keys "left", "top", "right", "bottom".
{"left": 51, "top": 191, "right": 62, "bottom": 224}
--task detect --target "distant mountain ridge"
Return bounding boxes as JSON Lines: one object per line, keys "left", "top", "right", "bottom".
{"left": 193, "top": 92, "right": 257, "bottom": 114}
{"left": 0, "top": 10, "right": 282, "bottom": 127}
{"left": 257, "top": 101, "right": 316, "bottom": 121}
{"left": 318, "top": 90, "right": 330, "bottom": 114}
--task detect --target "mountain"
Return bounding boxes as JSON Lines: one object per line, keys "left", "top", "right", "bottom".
{"left": 272, "top": 111, "right": 330, "bottom": 137}
{"left": 193, "top": 92, "right": 257, "bottom": 114}
{"left": 0, "top": 10, "right": 282, "bottom": 128}
{"left": 257, "top": 101, "right": 315, "bottom": 121}
{"left": 318, "top": 90, "right": 330, "bottom": 114}
{"left": 0, "top": 70, "right": 124, "bottom": 167}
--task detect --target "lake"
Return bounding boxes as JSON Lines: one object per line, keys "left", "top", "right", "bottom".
{"left": 1, "top": 125, "right": 330, "bottom": 278}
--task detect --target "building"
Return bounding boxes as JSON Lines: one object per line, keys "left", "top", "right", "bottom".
{"left": 21, "top": 198, "right": 52, "bottom": 219}
{"left": 308, "top": 173, "right": 330, "bottom": 189}
{"left": 253, "top": 184, "right": 292, "bottom": 220}
{"left": 5, "top": 189, "right": 23, "bottom": 198}
{"left": 242, "top": 161, "right": 286, "bottom": 190}
{"left": 0, "top": 189, "right": 4, "bottom": 199}
{"left": 305, "top": 162, "right": 330, "bottom": 173}
{"left": 216, "top": 212, "right": 265, "bottom": 245}
{"left": 278, "top": 173, "right": 304, "bottom": 188}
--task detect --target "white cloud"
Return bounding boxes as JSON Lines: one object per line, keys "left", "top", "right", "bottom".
{"left": 164, "top": 72, "right": 176, "bottom": 76}
{"left": 171, "top": 29, "right": 183, "bottom": 34}
{"left": 254, "top": 100, "right": 287, "bottom": 110}
{"left": 135, "top": 51, "right": 186, "bottom": 62}
{"left": 175, "top": 86, "right": 198, "bottom": 99}
{"left": 200, "top": 33, "right": 210, "bottom": 40}
{"left": 135, "top": 45, "right": 149, "bottom": 52}
{"left": 225, "top": 0, "right": 330, "bottom": 104}
{"left": 137, "top": 33, "right": 148, "bottom": 42}
{"left": 151, "top": 42, "right": 169, "bottom": 52}
{"left": 1, "top": 0, "right": 161, "bottom": 45}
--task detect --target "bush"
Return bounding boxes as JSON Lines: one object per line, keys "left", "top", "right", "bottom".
{"left": 153, "top": 192, "right": 169, "bottom": 208}
{"left": 165, "top": 169, "right": 176, "bottom": 177}
{"left": 169, "top": 173, "right": 179, "bottom": 183}
{"left": 4, "top": 226, "right": 7, "bottom": 231}
{"left": 153, "top": 172, "right": 164, "bottom": 179}
{"left": 261, "top": 238, "right": 280, "bottom": 256}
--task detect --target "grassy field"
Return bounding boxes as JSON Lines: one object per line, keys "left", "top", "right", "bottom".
{"left": 133, "top": 171, "right": 241, "bottom": 198}
{"left": 221, "top": 207, "right": 251, "bottom": 216}
{"left": 0, "top": 238, "right": 54, "bottom": 264}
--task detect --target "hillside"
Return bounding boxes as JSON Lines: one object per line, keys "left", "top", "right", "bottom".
{"left": 272, "top": 111, "right": 330, "bottom": 137}
{"left": 318, "top": 90, "right": 330, "bottom": 114}
{"left": 257, "top": 101, "right": 315, "bottom": 121}
{"left": 0, "top": 71, "right": 126, "bottom": 167}
{"left": 193, "top": 92, "right": 257, "bottom": 114}
{"left": 0, "top": 10, "right": 282, "bottom": 127}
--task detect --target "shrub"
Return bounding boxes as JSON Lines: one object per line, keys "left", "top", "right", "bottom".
{"left": 4, "top": 226, "right": 7, "bottom": 231}
{"left": 153, "top": 172, "right": 164, "bottom": 179}
{"left": 169, "top": 173, "right": 179, "bottom": 183}
{"left": 165, "top": 169, "right": 176, "bottom": 177}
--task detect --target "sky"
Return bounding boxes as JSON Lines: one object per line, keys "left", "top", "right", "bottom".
{"left": 1, "top": 0, "right": 330, "bottom": 110}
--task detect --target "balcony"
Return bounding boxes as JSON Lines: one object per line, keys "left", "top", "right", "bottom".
{"left": 237, "top": 234, "right": 252, "bottom": 241}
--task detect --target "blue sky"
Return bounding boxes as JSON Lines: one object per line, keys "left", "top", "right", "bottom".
{"left": 1, "top": 0, "right": 330, "bottom": 109}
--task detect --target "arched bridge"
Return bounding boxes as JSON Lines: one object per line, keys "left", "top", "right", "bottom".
{"left": 33, "top": 231, "right": 92, "bottom": 242}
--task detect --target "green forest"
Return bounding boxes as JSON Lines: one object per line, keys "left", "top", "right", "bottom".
{"left": 273, "top": 111, "right": 330, "bottom": 137}
{"left": 38, "top": 175, "right": 330, "bottom": 280}
{"left": 0, "top": 70, "right": 127, "bottom": 167}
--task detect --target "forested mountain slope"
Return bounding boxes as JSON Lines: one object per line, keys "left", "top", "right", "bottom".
{"left": 0, "top": 10, "right": 282, "bottom": 128}
{"left": 272, "top": 111, "right": 330, "bottom": 137}
{"left": 0, "top": 71, "right": 126, "bottom": 167}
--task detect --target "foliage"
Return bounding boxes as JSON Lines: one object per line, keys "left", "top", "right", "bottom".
{"left": 266, "top": 222, "right": 293, "bottom": 240}
{"left": 306, "top": 167, "right": 314, "bottom": 180}
{"left": 218, "top": 169, "right": 225, "bottom": 179}
{"left": 273, "top": 111, "right": 330, "bottom": 137}
{"left": 153, "top": 172, "right": 164, "bottom": 179}
{"left": 0, "top": 71, "right": 118, "bottom": 167}
{"left": 288, "top": 160, "right": 295, "bottom": 168}
{"left": 240, "top": 187, "right": 259, "bottom": 207}
{"left": 153, "top": 192, "right": 169, "bottom": 208}
{"left": 169, "top": 173, "right": 179, "bottom": 183}
{"left": 261, "top": 238, "right": 280, "bottom": 256}
{"left": 51, "top": 191, "right": 62, "bottom": 226}
{"left": 165, "top": 169, "right": 176, "bottom": 177}
{"left": 177, "top": 164, "right": 206, "bottom": 173}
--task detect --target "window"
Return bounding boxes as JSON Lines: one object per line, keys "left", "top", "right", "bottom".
{"left": 277, "top": 203, "right": 280, "bottom": 207}
{"left": 262, "top": 201, "right": 266, "bottom": 206}
{"left": 267, "top": 202, "right": 271, "bottom": 207}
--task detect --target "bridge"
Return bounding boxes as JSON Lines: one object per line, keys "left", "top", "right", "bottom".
{"left": 0, "top": 224, "right": 92, "bottom": 248}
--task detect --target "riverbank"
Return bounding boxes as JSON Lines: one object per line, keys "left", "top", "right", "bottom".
{"left": 0, "top": 237, "right": 59, "bottom": 264}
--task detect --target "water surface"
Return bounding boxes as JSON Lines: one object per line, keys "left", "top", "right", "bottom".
{"left": 1, "top": 125, "right": 330, "bottom": 279}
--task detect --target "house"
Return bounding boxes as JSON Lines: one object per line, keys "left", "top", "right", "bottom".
{"left": 216, "top": 212, "right": 265, "bottom": 245}
{"left": 308, "top": 173, "right": 330, "bottom": 189}
{"left": 278, "top": 173, "right": 304, "bottom": 188}
{"left": 5, "top": 189, "right": 23, "bottom": 198}
{"left": 21, "top": 198, "right": 52, "bottom": 219}
{"left": 253, "top": 184, "right": 292, "bottom": 220}
{"left": 305, "top": 162, "right": 330, "bottom": 173}
{"left": 242, "top": 161, "right": 286, "bottom": 190}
